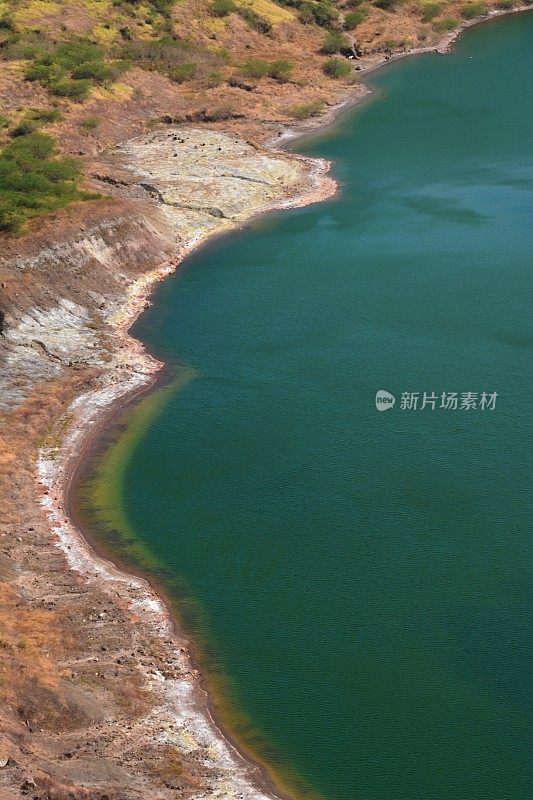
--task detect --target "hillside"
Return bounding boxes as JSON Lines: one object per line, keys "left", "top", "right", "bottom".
{"left": 0, "top": 0, "right": 519, "bottom": 232}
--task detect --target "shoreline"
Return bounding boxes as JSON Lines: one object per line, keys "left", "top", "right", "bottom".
{"left": 36, "top": 8, "right": 530, "bottom": 800}
{"left": 37, "top": 149, "right": 335, "bottom": 800}
{"left": 275, "top": 5, "right": 532, "bottom": 148}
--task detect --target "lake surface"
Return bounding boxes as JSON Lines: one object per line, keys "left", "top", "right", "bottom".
{"left": 81, "top": 13, "right": 532, "bottom": 800}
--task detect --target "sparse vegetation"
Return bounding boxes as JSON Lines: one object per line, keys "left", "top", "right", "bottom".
{"left": 287, "top": 99, "right": 326, "bottom": 118}
{"left": 421, "top": 2, "right": 441, "bottom": 22}
{"left": 78, "top": 117, "right": 101, "bottom": 131}
{"left": 0, "top": 132, "right": 94, "bottom": 234}
{"left": 211, "top": 0, "right": 236, "bottom": 16}
{"left": 461, "top": 1, "right": 488, "bottom": 18}
{"left": 119, "top": 35, "right": 224, "bottom": 82}
{"left": 432, "top": 16, "right": 459, "bottom": 31}
{"left": 268, "top": 58, "right": 293, "bottom": 81}
{"left": 323, "top": 56, "right": 351, "bottom": 78}
{"left": 237, "top": 5, "right": 272, "bottom": 32}
{"left": 9, "top": 108, "right": 62, "bottom": 138}
{"left": 168, "top": 63, "right": 196, "bottom": 82}
{"left": 23, "top": 39, "right": 119, "bottom": 102}
{"left": 322, "top": 30, "right": 350, "bottom": 54}
{"left": 239, "top": 58, "right": 293, "bottom": 81}
{"left": 344, "top": 9, "right": 367, "bottom": 29}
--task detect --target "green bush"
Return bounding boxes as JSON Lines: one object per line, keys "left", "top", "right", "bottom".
{"left": 78, "top": 117, "right": 101, "bottom": 131}
{"left": 461, "top": 2, "right": 487, "bottom": 18}
{"left": 237, "top": 6, "right": 272, "bottom": 32}
{"left": 0, "top": 114, "right": 10, "bottom": 129}
{"left": 240, "top": 59, "right": 293, "bottom": 81}
{"left": 287, "top": 99, "right": 325, "bottom": 119}
{"left": 495, "top": 0, "right": 514, "bottom": 7}
{"left": 432, "top": 16, "right": 459, "bottom": 31}
{"left": 211, "top": 0, "right": 236, "bottom": 16}
{"left": 22, "top": 39, "right": 115, "bottom": 101}
{"left": 10, "top": 121, "right": 38, "bottom": 138}
{"left": 322, "top": 57, "right": 351, "bottom": 78}
{"left": 49, "top": 78, "right": 92, "bottom": 101}
{"left": 374, "top": 0, "right": 401, "bottom": 9}
{"left": 0, "top": 132, "right": 89, "bottom": 234}
{"left": 118, "top": 35, "right": 224, "bottom": 83}
{"left": 268, "top": 59, "right": 293, "bottom": 81}
{"left": 0, "top": 13, "right": 15, "bottom": 31}
{"left": 297, "top": 1, "right": 338, "bottom": 26}
{"left": 72, "top": 61, "right": 115, "bottom": 83}
{"left": 322, "top": 30, "right": 350, "bottom": 54}
{"left": 240, "top": 58, "right": 270, "bottom": 78}
{"left": 168, "top": 63, "right": 196, "bottom": 82}
{"left": 29, "top": 108, "right": 63, "bottom": 123}
{"left": 9, "top": 108, "right": 63, "bottom": 138}
{"left": 205, "top": 70, "right": 225, "bottom": 87}
{"left": 344, "top": 9, "right": 367, "bottom": 29}
{"left": 421, "top": 1, "right": 441, "bottom": 21}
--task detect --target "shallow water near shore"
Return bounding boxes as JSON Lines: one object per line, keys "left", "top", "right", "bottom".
{"left": 78, "top": 13, "right": 532, "bottom": 800}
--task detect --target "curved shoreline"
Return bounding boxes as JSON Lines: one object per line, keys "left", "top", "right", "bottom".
{"left": 37, "top": 8, "right": 531, "bottom": 800}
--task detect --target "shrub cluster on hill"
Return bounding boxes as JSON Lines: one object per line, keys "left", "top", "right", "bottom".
{"left": 0, "top": 132, "right": 96, "bottom": 233}
{"left": 24, "top": 40, "right": 119, "bottom": 101}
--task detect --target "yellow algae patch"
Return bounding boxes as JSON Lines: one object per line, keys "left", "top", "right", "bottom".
{"left": 236, "top": 0, "right": 295, "bottom": 24}
{"left": 85, "top": 371, "right": 196, "bottom": 569}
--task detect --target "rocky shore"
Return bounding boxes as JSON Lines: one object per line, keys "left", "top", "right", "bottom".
{"left": 0, "top": 127, "right": 334, "bottom": 800}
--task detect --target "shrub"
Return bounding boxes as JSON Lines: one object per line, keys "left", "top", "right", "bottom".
{"left": 0, "top": 13, "right": 15, "bottom": 31}
{"left": 374, "top": 0, "right": 401, "bottom": 8}
{"left": 268, "top": 59, "right": 293, "bottom": 81}
{"left": 10, "top": 121, "right": 37, "bottom": 138}
{"left": 322, "top": 30, "right": 350, "bottom": 54}
{"left": 461, "top": 2, "right": 487, "bottom": 18}
{"left": 78, "top": 117, "right": 101, "bottom": 131}
{"left": 118, "top": 35, "right": 224, "bottom": 83}
{"left": 9, "top": 109, "right": 63, "bottom": 138}
{"left": 421, "top": 2, "right": 441, "bottom": 21}
{"left": 205, "top": 70, "right": 224, "bottom": 87}
{"left": 344, "top": 9, "right": 367, "bottom": 28}
{"left": 432, "top": 16, "right": 458, "bottom": 31}
{"left": 322, "top": 57, "right": 351, "bottom": 78}
{"left": 49, "top": 78, "right": 92, "bottom": 100}
{"left": 237, "top": 7, "right": 272, "bottom": 32}
{"left": 0, "top": 132, "right": 89, "bottom": 234}
{"left": 22, "top": 39, "right": 116, "bottom": 101}
{"left": 29, "top": 108, "right": 63, "bottom": 123}
{"left": 495, "top": 0, "right": 513, "bottom": 7}
{"left": 287, "top": 99, "right": 325, "bottom": 119}
{"left": 0, "top": 115, "right": 10, "bottom": 129}
{"left": 240, "top": 58, "right": 270, "bottom": 78}
{"left": 71, "top": 61, "right": 115, "bottom": 83}
{"left": 168, "top": 63, "right": 196, "bottom": 82}
{"left": 297, "top": 1, "right": 338, "bottom": 26}
{"left": 211, "top": 0, "right": 236, "bottom": 16}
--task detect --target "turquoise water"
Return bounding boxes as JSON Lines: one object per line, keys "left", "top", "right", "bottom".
{"left": 90, "top": 14, "right": 532, "bottom": 800}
